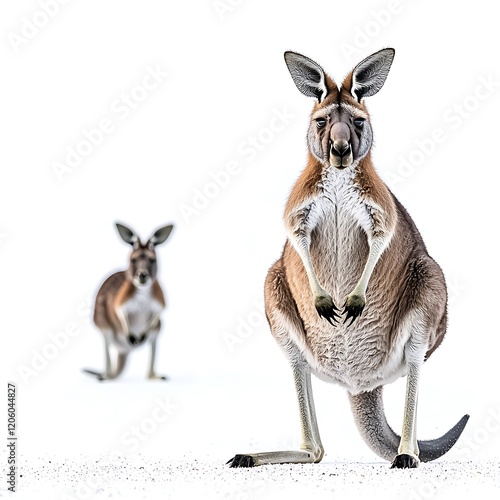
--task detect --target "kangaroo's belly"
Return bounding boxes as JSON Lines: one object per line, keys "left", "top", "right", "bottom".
{"left": 121, "top": 290, "right": 163, "bottom": 337}
{"left": 306, "top": 323, "right": 408, "bottom": 394}
{"left": 286, "top": 200, "right": 407, "bottom": 393}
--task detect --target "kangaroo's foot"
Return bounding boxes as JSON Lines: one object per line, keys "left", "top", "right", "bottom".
{"left": 227, "top": 449, "right": 322, "bottom": 468}
{"left": 227, "top": 455, "right": 255, "bottom": 468}
{"left": 82, "top": 369, "right": 113, "bottom": 381}
{"left": 391, "top": 453, "right": 420, "bottom": 469}
{"left": 147, "top": 373, "right": 168, "bottom": 381}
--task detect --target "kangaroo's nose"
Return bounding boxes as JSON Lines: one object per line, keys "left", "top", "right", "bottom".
{"left": 329, "top": 122, "right": 351, "bottom": 157}
{"left": 331, "top": 139, "right": 350, "bottom": 157}
{"left": 138, "top": 272, "right": 148, "bottom": 283}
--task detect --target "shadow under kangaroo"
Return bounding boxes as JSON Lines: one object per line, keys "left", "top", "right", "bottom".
{"left": 83, "top": 222, "right": 173, "bottom": 381}
{"left": 228, "top": 49, "right": 468, "bottom": 469}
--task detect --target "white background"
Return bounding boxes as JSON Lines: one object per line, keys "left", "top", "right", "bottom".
{"left": 1, "top": 0, "right": 499, "bottom": 498}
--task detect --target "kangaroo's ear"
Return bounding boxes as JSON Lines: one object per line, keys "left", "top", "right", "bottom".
{"left": 148, "top": 224, "right": 174, "bottom": 247}
{"left": 284, "top": 51, "right": 329, "bottom": 102}
{"left": 115, "top": 223, "right": 139, "bottom": 246}
{"left": 351, "top": 48, "right": 395, "bottom": 102}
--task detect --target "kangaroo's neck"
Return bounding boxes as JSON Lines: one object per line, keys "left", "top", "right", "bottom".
{"left": 131, "top": 281, "right": 154, "bottom": 298}
{"left": 114, "top": 278, "right": 158, "bottom": 310}
{"left": 286, "top": 151, "right": 387, "bottom": 210}
{"left": 127, "top": 278, "right": 166, "bottom": 308}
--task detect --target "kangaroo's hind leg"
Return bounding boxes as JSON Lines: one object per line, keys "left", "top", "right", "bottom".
{"left": 147, "top": 323, "right": 167, "bottom": 380}
{"left": 101, "top": 330, "right": 128, "bottom": 380}
{"left": 390, "top": 257, "right": 467, "bottom": 468}
{"left": 109, "top": 351, "right": 127, "bottom": 379}
{"left": 227, "top": 259, "right": 324, "bottom": 467}
{"left": 391, "top": 309, "right": 434, "bottom": 468}
{"left": 349, "top": 300, "right": 468, "bottom": 467}
{"left": 102, "top": 332, "right": 114, "bottom": 378}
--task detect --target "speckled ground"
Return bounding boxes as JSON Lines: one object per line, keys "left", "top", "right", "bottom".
{"left": 6, "top": 455, "right": 500, "bottom": 500}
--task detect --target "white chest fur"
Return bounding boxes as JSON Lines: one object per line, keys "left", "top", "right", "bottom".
{"left": 317, "top": 166, "right": 372, "bottom": 235}
{"left": 292, "top": 167, "right": 404, "bottom": 393}
{"left": 120, "top": 285, "right": 163, "bottom": 335}
{"left": 307, "top": 167, "right": 373, "bottom": 301}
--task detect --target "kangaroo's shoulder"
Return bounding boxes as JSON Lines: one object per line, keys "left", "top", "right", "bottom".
{"left": 95, "top": 271, "right": 127, "bottom": 305}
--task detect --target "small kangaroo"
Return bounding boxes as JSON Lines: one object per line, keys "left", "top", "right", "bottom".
{"left": 83, "top": 222, "right": 173, "bottom": 381}
{"left": 228, "top": 49, "right": 468, "bottom": 469}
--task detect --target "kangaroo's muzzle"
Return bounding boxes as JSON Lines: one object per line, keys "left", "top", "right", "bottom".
{"left": 329, "top": 122, "right": 353, "bottom": 169}
{"left": 330, "top": 140, "right": 353, "bottom": 169}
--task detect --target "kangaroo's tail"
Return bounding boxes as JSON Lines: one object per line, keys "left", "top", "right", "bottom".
{"left": 349, "top": 386, "right": 469, "bottom": 462}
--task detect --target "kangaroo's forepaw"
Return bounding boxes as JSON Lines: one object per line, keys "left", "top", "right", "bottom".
{"left": 314, "top": 293, "right": 340, "bottom": 325}
{"left": 391, "top": 453, "right": 420, "bottom": 469}
{"left": 226, "top": 454, "right": 255, "bottom": 468}
{"left": 342, "top": 293, "right": 365, "bottom": 326}
{"left": 128, "top": 333, "right": 147, "bottom": 346}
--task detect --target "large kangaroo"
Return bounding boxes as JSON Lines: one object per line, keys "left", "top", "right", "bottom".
{"left": 84, "top": 222, "right": 173, "bottom": 381}
{"left": 228, "top": 49, "right": 468, "bottom": 469}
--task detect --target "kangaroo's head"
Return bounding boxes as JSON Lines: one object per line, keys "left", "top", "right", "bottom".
{"left": 284, "top": 48, "right": 395, "bottom": 170}
{"left": 115, "top": 222, "right": 174, "bottom": 288}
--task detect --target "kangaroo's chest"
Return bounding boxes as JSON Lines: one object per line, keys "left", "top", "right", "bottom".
{"left": 121, "top": 287, "right": 163, "bottom": 334}
{"left": 289, "top": 171, "right": 405, "bottom": 392}
{"left": 321, "top": 170, "right": 370, "bottom": 223}
{"left": 311, "top": 172, "right": 371, "bottom": 299}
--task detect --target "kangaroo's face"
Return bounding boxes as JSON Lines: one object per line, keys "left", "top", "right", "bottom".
{"left": 308, "top": 98, "right": 372, "bottom": 169}
{"left": 284, "top": 49, "right": 394, "bottom": 170}
{"left": 128, "top": 245, "right": 157, "bottom": 287}
{"left": 115, "top": 222, "right": 174, "bottom": 288}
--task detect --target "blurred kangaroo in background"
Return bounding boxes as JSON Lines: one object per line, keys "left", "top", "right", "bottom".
{"left": 228, "top": 49, "right": 468, "bottom": 469}
{"left": 83, "top": 222, "right": 173, "bottom": 381}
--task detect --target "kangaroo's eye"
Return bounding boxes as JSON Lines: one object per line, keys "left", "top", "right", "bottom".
{"left": 354, "top": 118, "right": 365, "bottom": 128}
{"left": 316, "top": 118, "right": 326, "bottom": 129}
{"left": 149, "top": 258, "right": 156, "bottom": 264}
{"left": 131, "top": 258, "right": 137, "bottom": 264}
